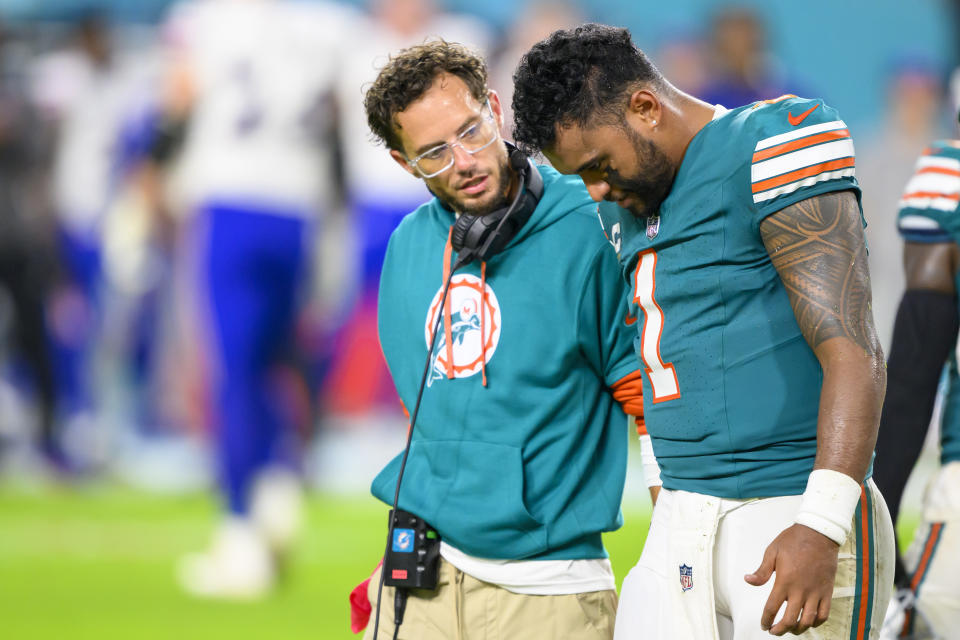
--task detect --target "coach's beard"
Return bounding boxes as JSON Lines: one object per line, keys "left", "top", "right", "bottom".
{"left": 440, "top": 165, "right": 514, "bottom": 218}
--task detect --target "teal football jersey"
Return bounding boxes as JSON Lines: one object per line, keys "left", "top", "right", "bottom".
{"left": 897, "top": 140, "right": 960, "bottom": 465}
{"left": 598, "top": 96, "right": 863, "bottom": 498}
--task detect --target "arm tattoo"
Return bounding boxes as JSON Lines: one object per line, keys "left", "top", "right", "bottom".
{"left": 759, "top": 191, "right": 878, "bottom": 352}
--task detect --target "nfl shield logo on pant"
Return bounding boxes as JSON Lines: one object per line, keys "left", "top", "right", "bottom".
{"left": 679, "top": 564, "right": 693, "bottom": 592}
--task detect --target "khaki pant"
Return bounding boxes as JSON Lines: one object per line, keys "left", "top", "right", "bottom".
{"left": 364, "top": 558, "right": 617, "bottom": 640}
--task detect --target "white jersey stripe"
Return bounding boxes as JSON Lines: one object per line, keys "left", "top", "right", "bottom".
{"left": 916, "top": 156, "right": 960, "bottom": 172}
{"left": 752, "top": 139, "right": 855, "bottom": 183}
{"left": 902, "top": 172, "right": 960, "bottom": 196}
{"left": 898, "top": 197, "right": 960, "bottom": 213}
{"left": 754, "top": 120, "right": 847, "bottom": 151}
{"left": 753, "top": 168, "right": 855, "bottom": 203}
{"left": 898, "top": 215, "right": 944, "bottom": 230}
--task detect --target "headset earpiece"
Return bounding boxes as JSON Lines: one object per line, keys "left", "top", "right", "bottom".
{"left": 508, "top": 145, "right": 528, "bottom": 172}
{"left": 450, "top": 212, "right": 475, "bottom": 258}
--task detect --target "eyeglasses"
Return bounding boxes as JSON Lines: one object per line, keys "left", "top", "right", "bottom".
{"left": 407, "top": 102, "right": 499, "bottom": 178}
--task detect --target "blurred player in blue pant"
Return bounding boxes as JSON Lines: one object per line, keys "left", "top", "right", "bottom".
{"left": 151, "top": 0, "right": 354, "bottom": 598}
{"left": 43, "top": 15, "right": 128, "bottom": 466}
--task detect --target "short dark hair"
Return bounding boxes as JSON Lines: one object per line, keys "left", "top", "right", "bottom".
{"left": 364, "top": 40, "right": 489, "bottom": 152}
{"left": 512, "top": 23, "right": 666, "bottom": 155}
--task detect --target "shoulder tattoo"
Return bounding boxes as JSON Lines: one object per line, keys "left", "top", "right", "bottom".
{"left": 759, "top": 191, "right": 877, "bottom": 352}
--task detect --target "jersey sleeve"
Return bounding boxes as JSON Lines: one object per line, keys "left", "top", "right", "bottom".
{"left": 576, "top": 237, "right": 642, "bottom": 388}
{"left": 745, "top": 96, "right": 861, "bottom": 224}
{"left": 897, "top": 142, "right": 960, "bottom": 243}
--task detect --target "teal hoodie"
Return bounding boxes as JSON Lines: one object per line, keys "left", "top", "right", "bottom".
{"left": 373, "top": 165, "right": 639, "bottom": 561}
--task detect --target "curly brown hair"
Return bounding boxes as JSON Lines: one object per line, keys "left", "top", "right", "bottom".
{"left": 364, "top": 40, "right": 489, "bottom": 153}
{"left": 512, "top": 24, "right": 666, "bottom": 155}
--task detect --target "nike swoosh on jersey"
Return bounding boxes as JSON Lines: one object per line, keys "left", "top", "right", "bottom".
{"left": 787, "top": 104, "right": 819, "bottom": 126}
{"left": 625, "top": 314, "right": 638, "bottom": 326}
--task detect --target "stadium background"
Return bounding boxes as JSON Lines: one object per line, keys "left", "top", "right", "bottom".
{"left": 0, "top": 0, "right": 955, "bottom": 638}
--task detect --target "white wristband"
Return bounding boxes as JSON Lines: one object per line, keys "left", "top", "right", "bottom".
{"left": 794, "top": 469, "right": 862, "bottom": 545}
{"left": 639, "top": 434, "right": 662, "bottom": 489}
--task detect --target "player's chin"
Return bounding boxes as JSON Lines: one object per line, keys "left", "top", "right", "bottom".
{"left": 631, "top": 197, "right": 665, "bottom": 219}
{"left": 623, "top": 201, "right": 650, "bottom": 218}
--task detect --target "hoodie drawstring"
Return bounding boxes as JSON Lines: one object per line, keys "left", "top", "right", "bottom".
{"left": 440, "top": 226, "right": 488, "bottom": 387}
{"left": 480, "top": 260, "right": 487, "bottom": 387}
{"left": 442, "top": 228, "right": 455, "bottom": 380}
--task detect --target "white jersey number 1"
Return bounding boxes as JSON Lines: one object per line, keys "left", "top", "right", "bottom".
{"left": 633, "top": 250, "right": 681, "bottom": 403}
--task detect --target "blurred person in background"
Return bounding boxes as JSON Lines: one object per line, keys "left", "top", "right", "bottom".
{"left": 698, "top": 6, "right": 805, "bottom": 109}
{"left": 325, "top": 0, "right": 491, "bottom": 416}
{"left": 859, "top": 63, "right": 949, "bottom": 638}
{"left": 32, "top": 13, "right": 151, "bottom": 469}
{"left": 151, "top": 0, "right": 352, "bottom": 599}
{"left": 874, "top": 110, "right": 960, "bottom": 640}
{"left": 354, "top": 39, "right": 649, "bottom": 640}
{"left": 858, "top": 58, "right": 946, "bottom": 355}
{"left": 652, "top": 29, "right": 708, "bottom": 98}
{"left": 487, "top": 0, "right": 583, "bottom": 143}
{"left": 0, "top": 24, "right": 59, "bottom": 470}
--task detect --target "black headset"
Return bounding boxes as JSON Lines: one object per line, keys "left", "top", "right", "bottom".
{"left": 449, "top": 142, "right": 544, "bottom": 266}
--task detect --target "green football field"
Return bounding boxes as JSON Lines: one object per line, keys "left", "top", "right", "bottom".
{"left": 0, "top": 485, "right": 918, "bottom": 639}
{"left": 0, "top": 486, "right": 652, "bottom": 640}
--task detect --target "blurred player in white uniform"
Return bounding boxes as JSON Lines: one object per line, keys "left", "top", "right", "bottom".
{"left": 156, "top": 0, "right": 353, "bottom": 598}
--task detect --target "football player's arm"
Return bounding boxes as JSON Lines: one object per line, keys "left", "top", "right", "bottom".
{"left": 616, "top": 391, "right": 660, "bottom": 505}
{"left": 873, "top": 242, "right": 959, "bottom": 539}
{"left": 637, "top": 422, "right": 662, "bottom": 505}
{"left": 746, "top": 190, "right": 885, "bottom": 635}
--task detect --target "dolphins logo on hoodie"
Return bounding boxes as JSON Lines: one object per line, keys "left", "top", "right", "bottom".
{"left": 424, "top": 274, "right": 501, "bottom": 386}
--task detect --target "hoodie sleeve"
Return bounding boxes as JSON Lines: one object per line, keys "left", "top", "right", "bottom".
{"left": 576, "top": 240, "right": 643, "bottom": 389}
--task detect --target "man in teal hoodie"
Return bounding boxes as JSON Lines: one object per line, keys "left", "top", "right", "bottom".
{"left": 355, "top": 41, "right": 651, "bottom": 639}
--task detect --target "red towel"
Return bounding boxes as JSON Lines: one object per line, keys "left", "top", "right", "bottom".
{"left": 349, "top": 561, "right": 382, "bottom": 633}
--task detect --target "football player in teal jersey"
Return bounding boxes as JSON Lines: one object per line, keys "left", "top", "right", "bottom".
{"left": 352, "top": 40, "right": 651, "bottom": 640}
{"left": 512, "top": 24, "right": 895, "bottom": 639}
{"left": 874, "top": 132, "right": 960, "bottom": 639}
